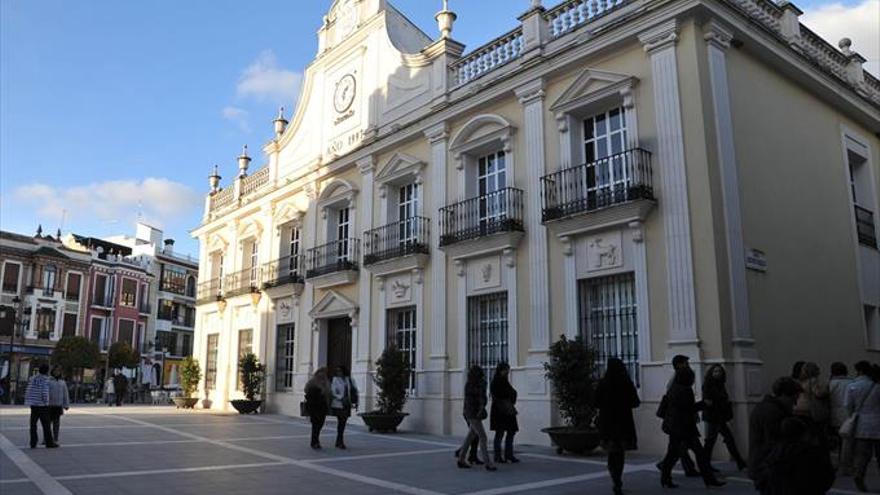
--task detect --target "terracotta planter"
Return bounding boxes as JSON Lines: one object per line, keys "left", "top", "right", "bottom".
{"left": 172, "top": 397, "right": 199, "bottom": 409}
{"left": 231, "top": 399, "right": 262, "bottom": 414}
{"left": 358, "top": 412, "right": 408, "bottom": 433}
{"left": 541, "top": 427, "right": 600, "bottom": 455}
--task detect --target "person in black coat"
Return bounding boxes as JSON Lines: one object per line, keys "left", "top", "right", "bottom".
{"left": 752, "top": 417, "right": 835, "bottom": 495}
{"left": 490, "top": 362, "right": 519, "bottom": 464}
{"left": 657, "top": 367, "right": 725, "bottom": 488}
{"left": 597, "top": 358, "right": 640, "bottom": 495}
{"left": 304, "top": 368, "right": 330, "bottom": 449}
{"left": 748, "top": 377, "right": 802, "bottom": 492}
{"left": 456, "top": 365, "right": 496, "bottom": 471}
{"left": 702, "top": 364, "right": 747, "bottom": 471}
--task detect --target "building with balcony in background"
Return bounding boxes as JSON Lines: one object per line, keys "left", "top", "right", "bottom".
{"left": 191, "top": 0, "right": 880, "bottom": 453}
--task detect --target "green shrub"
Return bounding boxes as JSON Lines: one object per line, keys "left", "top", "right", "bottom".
{"left": 544, "top": 335, "right": 598, "bottom": 429}
{"left": 238, "top": 353, "right": 265, "bottom": 401}
{"left": 373, "top": 346, "right": 410, "bottom": 414}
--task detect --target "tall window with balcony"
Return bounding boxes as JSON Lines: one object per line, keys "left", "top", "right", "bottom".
{"left": 93, "top": 274, "right": 110, "bottom": 307}
{"left": 478, "top": 151, "right": 508, "bottom": 233}
{"left": 62, "top": 313, "right": 77, "bottom": 338}
{"left": 205, "top": 334, "right": 219, "bottom": 390}
{"left": 90, "top": 317, "right": 107, "bottom": 350}
{"left": 161, "top": 265, "right": 188, "bottom": 295}
{"left": 288, "top": 226, "right": 301, "bottom": 279}
{"left": 35, "top": 307, "right": 56, "bottom": 339}
{"left": 336, "top": 208, "right": 351, "bottom": 264}
{"left": 578, "top": 273, "right": 639, "bottom": 385}
{"left": 467, "top": 292, "right": 509, "bottom": 382}
{"left": 249, "top": 241, "right": 260, "bottom": 287}
{"left": 41, "top": 265, "right": 56, "bottom": 295}
{"left": 848, "top": 147, "right": 878, "bottom": 249}
{"left": 65, "top": 273, "right": 81, "bottom": 302}
{"left": 120, "top": 279, "right": 138, "bottom": 307}
{"left": 2, "top": 262, "right": 21, "bottom": 294}
{"left": 388, "top": 307, "right": 417, "bottom": 394}
{"left": 276, "top": 324, "right": 295, "bottom": 392}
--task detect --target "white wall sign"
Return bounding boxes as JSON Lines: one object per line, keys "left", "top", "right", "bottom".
{"left": 745, "top": 248, "right": 768, "bottom": 272}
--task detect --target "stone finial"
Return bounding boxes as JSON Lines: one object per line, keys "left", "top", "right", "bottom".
{"left": 36, "top": 224, "right": 43, "bottom": 237}
{"left": 435, "top": 0, "right": 457, "bottom": 39}
{"left": 56, "top": 228, "right": 61, "bottom": 239}
{"left": 273, "top": 107, "right": 288, "bottom": 138}
{"left": 209, "top": 165, "right": 222, "bottom": 194}
{"left": 237, "top": 145, "right": 251, "bottom": 178}
{"left": 531, "top": 0, "right": 543, "bottom": 8}
{"left": 839, "top": 37, "right": 853, "bottom": 56}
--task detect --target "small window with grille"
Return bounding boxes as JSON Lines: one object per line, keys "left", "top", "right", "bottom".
{"left": 205, "top": 334, "right": 219, "bottom": 391}
{"left": 466, "top": 292, "right": 509, "bottom": 383}
{"left": 387, "top": 307, "right": 417, "bottom": 394}
{"left": 578, "top": 273, "right": 639, "bottom": 386}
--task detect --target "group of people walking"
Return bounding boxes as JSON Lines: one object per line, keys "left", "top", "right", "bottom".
{"left": 455, "top": 363, "right": 520, "bottom": 471}
{"left": 103, "top": 371, "right": 129, "bottom": 406}
{"left": 23, "top": 364, "right": 69, "bottom": 449}
{"left": 303, "top": 365, "right": 359, "bottom": 449}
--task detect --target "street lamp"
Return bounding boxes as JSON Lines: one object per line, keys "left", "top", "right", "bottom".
{"left": 2, "top": 296, "right": 23, "bottom": 403}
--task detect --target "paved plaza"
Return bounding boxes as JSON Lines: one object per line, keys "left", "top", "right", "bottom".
{"left": 0, "top": 406, "right": 873, "bottom": 495}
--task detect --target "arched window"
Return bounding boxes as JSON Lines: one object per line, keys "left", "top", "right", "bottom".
{"left": 185, "top": 276, "right": 196, "bottom": 298}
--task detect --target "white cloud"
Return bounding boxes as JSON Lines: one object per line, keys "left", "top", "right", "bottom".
{"left": 802, "top": 0, "right": 880, "bottom": 77}
{"left": 222, "top": 106, "right": 251, "bottom": 133}
{"left": 13, "top": 178, "right": 202, "bottom": 230}
{"left": 235, "top": 50, "right": 303, "bottom": 104}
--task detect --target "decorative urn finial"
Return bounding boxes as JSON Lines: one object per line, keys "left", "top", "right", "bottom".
{"left": 237, "top": 145, "right": 251, "bottom": 178}
{"left": 435, "top": 0, "right": 457, "bottom": 40}
{"left": 273, "top": 107, "right": 288, "bottom": 138}
{"left": 209, "top": 165, "right": 222, "bottom": 194}
{"left": 839, "top": 37, "right": 853, "bottom": 56}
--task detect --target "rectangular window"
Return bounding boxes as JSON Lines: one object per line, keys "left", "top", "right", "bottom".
{"left": 41, "top": 266, "right": 57, "bottom": 294}
{"left": 337, "top": 207, "right": 351, "bottom": 263}
{"left": 120, "top": 279, "right": 137, "bottom": 307}
{"left": 237, "top": 329, "right": 253, "bottom": 390}
{"left": 387, "top": 307, "right": 417, "bottom": 394}
{"left": 160, "top": 265, "right": 188, "bottom": 294}
{"left": 249, "top": 241, "right": 260, "bottom": 285}
{"left": 289, "top": 227, "right": 302, "bottom": 278}
{"left": 156, "top": 330, "right": 177, "bottom": 356}
{"left": 93, "top": 274, "right": 108, "bottom": 306}
{"left": 398, "top": 183, "right": 419, "bottom": 247}
{"left": 583, "top": 107, "right": 631, "bottom": 207}
{"left": 90, "top": 317, "right": 103, "bottom": 346}
{"left": 205, "top": 334, "right": 219, "bottom": 390}
{"left": 478, "top": 151, "right": 508, "bottom": 228}
{"left": 65, "top": 273, "right": 82, "bottom": 301}
{"left": 578, "top": 273, "right": 639, "bottom": 385}
{"left": 467, "top": 292, "right": 509, "bottom": 382}
{"left": 62, "top": 313, "right": 77, "bottom": 338}
{"left": 117, "top": 319, "right": 135, "bottom": 347}
{"left": 276, "top": 324, "right": 296, "bottom": 392}
{"left": 181, "top": 333, "right": 192, "bottom": 356}
{"left": 2, "top": 262, "right": 21, "bottom": 293}
{"left": 35, "top": 307, "right": 56, "bottom": 338}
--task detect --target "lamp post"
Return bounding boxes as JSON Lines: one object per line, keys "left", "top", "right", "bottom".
{"left": 1, "top": 296, "right": 24, "bottom": 403}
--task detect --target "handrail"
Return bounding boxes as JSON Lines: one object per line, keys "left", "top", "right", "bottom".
{"left": 440, "top": 188, "right": 525, "bottom": 246}
{"left": 544, "top": 0, "right": 628, "bottom": 38}
{"left": 363, "top": 217, "right": 431, "bottom": 265}
{"left": 451, "top": 28, "right": 524, "bottom": 87}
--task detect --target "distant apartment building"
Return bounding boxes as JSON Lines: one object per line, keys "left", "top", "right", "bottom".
{"left": 0, "top": 228, "right": 92, "bottom": 383}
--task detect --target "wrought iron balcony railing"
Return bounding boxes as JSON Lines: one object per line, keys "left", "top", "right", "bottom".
{"left": 261, "top": 255, "right": 305, "bottom": 288}
{"left": 196, "top": 278, "right": 223, "bottom": 305}
{"left": 856, "top": 205, "right": 878, "bottom": 248}
{"left": 224, "top": 267, "right": 261, "bottom": 298}
{"left": 363, "top": 217, "right": 431, "bottom": 265}
{"left": 306, "top": 239, "right": 360, "bottom": 279}
{"left": 541, "top": 148, "right": 654, "bottom": 222}
{"left": 139, "top": 302, "right": 151, "bottom": 314}
{"left": 439, "top": 188, "right": 525, "bottom": 247}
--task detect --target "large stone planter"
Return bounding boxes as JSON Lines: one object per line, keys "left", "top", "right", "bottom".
{"left": 541, "top": 427, "right": 600, "bottom": 455}
{"left": 230, "top": 400, "right": 262, "bottom": 414}
{"left": 358, "top": 412, "right": 408, "bottom": 433}
{"left": 172, "top": 397, "right": 199, "bottom": 409}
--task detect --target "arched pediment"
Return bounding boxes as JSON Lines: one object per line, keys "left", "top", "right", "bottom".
{"left": 236, "top": 219, "right": 264, "bottom": 241}
{"left": 376, "top": 152, "right": 425, "bottom": 185}
{"left": 273, "top": 201, "right": 303, "bottom": 228}
{"left": 309, "top": 290, "right": 358, "bottom": 322}
{"left": 207, "top": 233, "right": 229, "bottom": 254}
{"left": 318, "top": 178, "right": 358, "bottom": 203}
{"left": 550, "top": 68, "right": 638, "bottom": 117}
{"left": 449, "top": 114, "right": 515, "bottom": 151}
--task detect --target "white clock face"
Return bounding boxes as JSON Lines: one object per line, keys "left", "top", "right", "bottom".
{"left": 334, "top": 74, "right": 357, "bottom": 113}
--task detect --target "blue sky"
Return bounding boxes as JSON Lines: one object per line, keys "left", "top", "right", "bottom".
{"left": 1, "top": 0, "right": 875, "bottom": 257}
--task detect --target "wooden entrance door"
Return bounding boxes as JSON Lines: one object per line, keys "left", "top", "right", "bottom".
{"left": 326, "top": 317, "right": 352, "bottom": 373}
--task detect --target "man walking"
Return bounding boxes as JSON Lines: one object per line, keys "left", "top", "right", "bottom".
{"left": 659, "top": 355, "right": 699, "bottom": 476}
{"left": 748, "top": 376, "right": 802, "bottom": 493}
{"left": 24, "top": 364, "right": 57, "bottom": 449}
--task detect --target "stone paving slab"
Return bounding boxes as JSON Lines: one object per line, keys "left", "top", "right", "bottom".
{"left": 1, "top": 449, "right": 27, "bottom": 479}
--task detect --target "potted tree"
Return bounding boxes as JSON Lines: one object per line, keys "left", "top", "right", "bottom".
{"left": 541, "top": 335, "right": 601, "bottom": 455}
{"left": 359, "top": 345, "right": 410, "bottom": 433}
{"left": 231, "top": 353, "right": 265, "bottom": 414}
{"left": 173, "top": 356, "right": 201, "bottom": 409}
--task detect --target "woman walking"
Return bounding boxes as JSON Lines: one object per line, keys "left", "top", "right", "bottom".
{"left": 305, "top": 368, "right": 330, "bottom": 449}
{"left": 330, "top": 365, "right": 358, "bottom": 449}
{"left": 457, "top": 365, "right": 496, "bottom": 471}
{"left": 658, "top": 367, "right": 725, "bottom": 488}
{"left": 794, "top": 362, "right": 830, "bottom": 446}
{"left": 490, "top": 363, "right": 519, "bottom": 464}
{"left": 596, "top": 358, "right": 640, "bottom": 495}
{"left": 846, "top": 361, "right": 880, "bottom": 493}
{"left": 47, "top": 366, "right": 69, "bottom": 443}
{"left": 702, "top": 364, "right": 747, "bottom": 471}
{"left": 103, "top": 375, "right": 115, "bottom": 406}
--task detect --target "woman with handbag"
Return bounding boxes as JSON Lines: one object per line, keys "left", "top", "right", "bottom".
{"left": 305, "top": 368, "right": 330, "bottom": 449}
{"left": 794, "top": 362, "right": 831, "bottom": 446}
{"left": 597, "top": 358, "right": 640, "bottom": 495}
{"left": 490, "top": 362, "right": 519, "bottom": 464}
{"left": 844, "top": 361, "right": 880, "bottom": 492}
{"left": 457, "top": 365, "right": 496, "bottom": 471}
{"left": 330, "top": 365, "right": 358, "bottom": 449}
{"left": 702, "top": 364, "right": 747, "bottom": 471}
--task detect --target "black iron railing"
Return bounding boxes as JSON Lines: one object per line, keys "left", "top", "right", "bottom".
{"left": 139, "top": 302, "right": 151, "bottom": 314}
{"left": 261, "top": 255, "right": 305, "bottom": 288}
{"left": 364, "top": 217, "right": 431, "bottom": 265}
{"left": 90, "top": 292, "right": 114, "bottom": 308}
{"left": 306, "top": 239, "right": 360, "bottom": 278}
{"left": 856, "top": 205, "right": 878, "bottom": 248}
{"left": 196, "top": 278, "right": 223, "bottom": 305}
{"left": 439, "top": 188, "right": 524, "bottom": 246}
{"left": 224, "top": 267, "right": 261, "bottom": 298}
{"left": 541, "top": 148, "right": 654, "bottom": 222}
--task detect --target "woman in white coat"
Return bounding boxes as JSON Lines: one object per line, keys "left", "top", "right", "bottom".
{"left": 845, "top": 361, "right": 880, "bottom": 493}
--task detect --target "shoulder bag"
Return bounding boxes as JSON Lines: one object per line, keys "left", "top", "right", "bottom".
{"left": 840, "top": 383, "right": 876, "bottom": 438}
